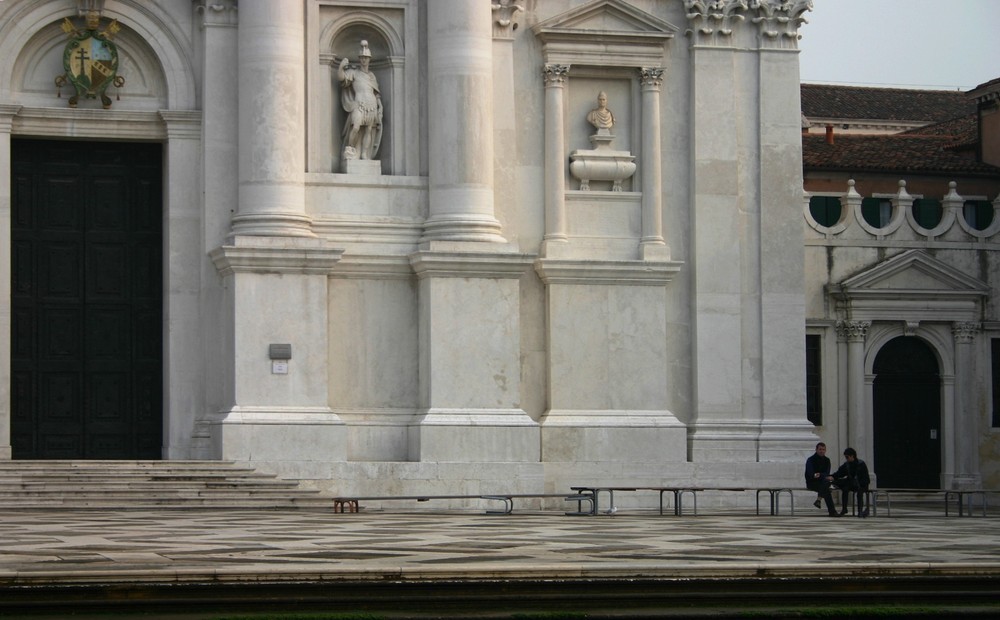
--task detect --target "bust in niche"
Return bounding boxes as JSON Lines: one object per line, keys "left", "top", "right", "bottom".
{"left": 586, "top": 91, "right": 615, "bottom": 134}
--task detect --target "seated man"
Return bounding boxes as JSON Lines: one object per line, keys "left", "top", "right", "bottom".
{"left": 804, "top": 442, "right": 839, "bottom": 517}
{"left": 832, "top": 447, "right": 871, "bottom": 517}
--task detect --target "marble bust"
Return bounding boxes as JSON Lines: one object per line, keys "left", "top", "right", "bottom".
{"left": 586, "top": 91, "right": 615, "bottom": 131}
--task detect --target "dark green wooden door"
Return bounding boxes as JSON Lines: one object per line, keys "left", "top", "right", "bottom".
{"left": 11, "top": 139, "right": 162, "bottom": 459}
{"left": 873, "top": 336, "right": 941, "bottom": 488}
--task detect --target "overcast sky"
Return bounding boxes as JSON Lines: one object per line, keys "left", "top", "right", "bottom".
{"left": 798, "top": 0, "right": 1000, "bottom": 91}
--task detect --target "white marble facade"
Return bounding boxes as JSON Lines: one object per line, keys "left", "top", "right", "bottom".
{"left": 0, "top": 0, "right": 824, "bottom": 502}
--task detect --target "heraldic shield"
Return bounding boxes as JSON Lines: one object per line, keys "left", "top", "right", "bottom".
{"left": 57, "top": 13, "right": 123, "bottom": 109}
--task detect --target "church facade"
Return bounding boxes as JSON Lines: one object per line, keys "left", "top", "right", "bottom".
{"left": 13, "top": 0, "right": 991, "bottom": 503}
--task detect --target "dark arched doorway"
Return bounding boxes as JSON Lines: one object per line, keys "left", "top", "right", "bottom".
{"left": 872, "top": 336, "right": 941, "bottom": 488}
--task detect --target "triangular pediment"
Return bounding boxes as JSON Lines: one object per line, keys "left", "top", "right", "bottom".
{"left": 837, "top": 250, "right": 988, "bottom": 295}
{"left": 829, "top": 250, "right": 987, "bottom": 322}
{"left": 534, "top": 0, "right": 678, "bottom": 36}
{"left": 533, "top": 0, "right": 677, "bottom": 67}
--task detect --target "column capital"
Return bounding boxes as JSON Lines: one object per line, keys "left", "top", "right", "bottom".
{"left": 836, "top": 320, "right": 870, "bottom": 342}
{"left": 952, "top": 321, "right": 981, "bottom": 344}
{"left": 543, "top": 64, "right": 570, "bottom": 86}
{"left": 194, "top": 0, "right": 238, "bottom": 29}
{"left": 749, "top": 0, "right": 813, "bottom": 49}
{"left": 492, "top": 0, "right": 524, "bottom": 39}
{"left": 639, "top": 67, "right": 665, "bottom": 89}
{"left": 685, "top": 0, "right": 748, "bottom": 46}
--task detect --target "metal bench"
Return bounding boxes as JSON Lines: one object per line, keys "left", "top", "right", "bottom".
{"left": 331, "top": 492, "right": 594, "bottom": 515}
{"left": 569, "top": 486, "right": 794, "bottom": 516}
{"left": 871, "top": 488, "right": 991, "bottom": 517}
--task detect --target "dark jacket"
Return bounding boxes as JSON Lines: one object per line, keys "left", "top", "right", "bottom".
{"left": 833, "top": 459, "right": 871, "bottom": 490}
{"left": 804, "top": 453, "right": 831, "bottom": 488}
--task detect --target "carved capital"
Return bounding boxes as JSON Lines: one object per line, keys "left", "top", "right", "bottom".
{"left": 543, "top": 64, "right": 570, "bottom": 86}
{"left": 952, "top": 321, "right": 980, "bottom": 344}
{"left": 685, "top": 0, "right": 749, "bottom": 45}
{"left": 639, "top": 67, "right": 665, "bottom": 88}
{"left": 194, "top": 0, "right": 238, "bottom": 29}
{"left": 492, "top": 0, "right": 524, "bottom": 39}
{"left": 749, "top": 0, "right": 813, "bottom": 48}
{"left": 836, "top": 320, "right": 870, "bottom": 342}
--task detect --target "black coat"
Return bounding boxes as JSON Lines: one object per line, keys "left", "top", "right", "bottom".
{"left": 804, "top": 453, "right": 831, "bottom": 489}
{"left": 833, "top": 459, "right": 871, "bottom": 490}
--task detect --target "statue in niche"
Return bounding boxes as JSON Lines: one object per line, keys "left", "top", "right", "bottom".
{"left": 338, "top": 40, "right": 383, "bottom": 163}
{"left": 586, "top": 91, "right": 615, "bottom": 132}
{"left": 570, "top": 90, "right": 634, "bottom": 191}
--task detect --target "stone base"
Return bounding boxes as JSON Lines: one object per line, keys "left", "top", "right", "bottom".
{"left": 344, "top": 159, "right": 382, "bottom": 176}
{"left": 540, "top": 410, "right": 686, "bottom": 462}
{"left": 211, "top": 406, "right": 347, "bottom": 462}
{"left": 409, "top": 409, "right": 540, "bottom": 462}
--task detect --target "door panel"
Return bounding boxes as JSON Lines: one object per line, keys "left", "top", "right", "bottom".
{"left": 872, "top": 336, "right": 941, "bottom": 489}
{"left": 11, "top": 139, "right": 163, "bottom": 459}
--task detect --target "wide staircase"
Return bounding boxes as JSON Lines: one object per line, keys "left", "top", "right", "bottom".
{"left": 0, "top": 460, "right": 336, "bottom": 510}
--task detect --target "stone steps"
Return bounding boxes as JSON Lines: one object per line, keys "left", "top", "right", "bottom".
{"left": 0, "top": 460, "right": 335, "bottom": 510}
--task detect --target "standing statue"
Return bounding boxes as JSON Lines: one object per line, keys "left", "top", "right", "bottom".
{"left": 586, "top": 91, "right": 615, "bottom": 132}
{"left": 338, "top": 40, "right": 383, "bottom": 162}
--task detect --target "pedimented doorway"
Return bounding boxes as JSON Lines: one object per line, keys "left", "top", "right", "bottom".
{"left": 872, "top": 336, "right": 941, "bottom": 488}
{"left": 10, "top": 139, "right": 162, "bottom": 459}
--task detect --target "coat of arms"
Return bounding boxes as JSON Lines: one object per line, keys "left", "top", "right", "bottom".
{"left": 55, "top": 11, "right": 124, "bottom": 109}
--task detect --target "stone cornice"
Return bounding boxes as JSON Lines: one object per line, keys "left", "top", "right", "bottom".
{"left": 409, "top": 251, "right": 536, "bottom": 280}
{"left": 535, "top": 258, "right": 683, "bottom": 286}
{"left": 210, "top": 237, "right": 344, "bottom": 276}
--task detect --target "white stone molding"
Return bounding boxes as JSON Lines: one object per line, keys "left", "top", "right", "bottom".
{"left": 410, "top": 251, "right": 534, "bottom": 280}
{"left": 533, "top": 0, "right": 678, "bottom": 68}
{"left": 906, "top": 182, "right": 958, "bottom": 240}
{"left": 535, "top": 259, "right": 683, "bottom": 286}
{"left": 955, "top": 189, "right": 1000, "bottom": 239}
{"left": 491, "top": 0, "right": 524, "bottom": 39}
{"left": 158, "top": 110, "right": 201, "bottom": 140}
{"left": 749, "top": 0, "right": 813, "bottom": 49}
{"left": 194, "top": 0, "right": 238, "bottom": 29}
{"left": 210, "top": 237, "right": 345, "bottom": 276}
{"left": 685, "top": 0, "right": 748, "bottom": 46}
{"left": 0, "top": 105, "right": 22, "bottom": 132}
{"left": 854, "top": 180, "right": 908, "bottom": 237}
{"left": 903, "top": 320, "right": 921, "bottom": 337}
{"left": 830, "top": 250, "right": 989, "bottom": 323}
{"left": 803, "top": 181, "right": 854, "bottom": 236}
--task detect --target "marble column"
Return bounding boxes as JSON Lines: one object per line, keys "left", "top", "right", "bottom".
{"left": 0, "top": 105, "right": 19, "bottom": 459}
{"left": 952, "top": 322, "right": 981, "bottom": 486}
{"left": 639, "top": 67, "right": 666, "bottom": 259}
{"left": 423, "top": 0, "right": 504, "bottom": 243}
{"left": 232, "top": 0, "right": 312, "bottom": 237}
{"left": 840, "top": 320, "right": 871, "bottom": 461}
{"left": 542, "top": 64, "right": 569, "bottom": 254}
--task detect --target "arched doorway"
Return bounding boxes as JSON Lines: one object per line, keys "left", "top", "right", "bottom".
{"left": 872, "top": 336, "right": 941, "bottom": 488}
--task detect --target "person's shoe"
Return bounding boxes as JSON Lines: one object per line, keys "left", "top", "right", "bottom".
{"left": 828, "top": 512, "right": 842, "bottom": 517}
{"left": 860, "top": 508, "right": 869, "bottom": 518}
{"left": 839, "top": 509, "right": 848, "bottom": 516}
{"left": 813, "top": 499, "right": 822, "bottom": 509}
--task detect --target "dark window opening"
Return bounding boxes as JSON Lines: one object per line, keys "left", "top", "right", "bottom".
{"left": 806, "top": 334, "right": 822, "bottom": 426}
{"left": 964, "top": 199, "right": 994, "bottom": 231}
{"left": 808, "top": 196, "right": 842, "bottom": 228}
{"left": 912, "top": 198, "right": 942, "bottom": 229}
{"left": 861, "top": 197, "right": 892, "bottom": 228}
{"left": 992, "top": 339, "right": 1000, "bottom": 428}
